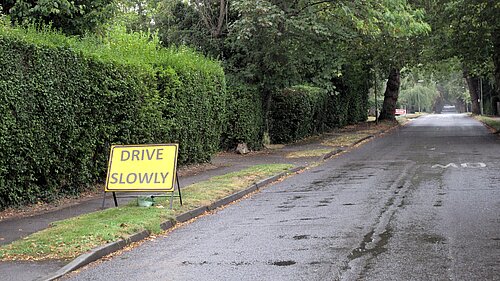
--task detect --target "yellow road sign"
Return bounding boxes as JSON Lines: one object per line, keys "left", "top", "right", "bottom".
{"left": 105, "top": 144, "right": 179, "bottom": 192}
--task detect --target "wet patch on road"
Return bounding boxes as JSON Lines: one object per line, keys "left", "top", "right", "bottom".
{"left": 340, "top": 162, "right": 417, "bottom": 279}
{"left": 293, "top": 235, "right": 310, "bottom": 240}
{"left": 347, "top": 230, "right": 373, "bottom": 260}
{"left": 299, "top": 216, "right": 327, "bottom": 221}
{"left": 181, "top": 260, "right": 209, "bottom": 266}
{"left": 230, "top": 261, "right": 252, "bottom": 266}
{"left": 278, "top": 217, "right": 328, "bottom": 223}
{"left": 277, "top": 204, "right": 295, "bottom": 209}
{"left": 420, "top": 234, "right": 447, "bottom": 244}
{"left": 276, "top": 194, "right": 311, "bottom": 211}
{"left": 347, "top": 228, "right": 393, "bottom": 261}
{"left": 342, "top": 203, "right": 356, "bottom": 206}
{"left": 269, "top": 260, "right": 296, "bottom": 266}
{"left": 311, "top": 170, "right": 324, "bottom": 174}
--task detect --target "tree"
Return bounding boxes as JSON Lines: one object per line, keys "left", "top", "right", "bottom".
{"left": 154, "top": 0, "right": 229, "bottom": 57}
{"left": 114, "top": 0, "right": 160, "bottom": 33}
{"left": 193, "top": 0, "right": 228, "bottom": 39}
{"left": 439, "top": 70, "right": 470, "bottom": 113}
{"left": 359, "top": 0, "right": 431, "bottom": 120}
{"left": 399, "top": 70, "right": 440, "bottom": 113}
{"left": 2, "top": 0, "right": 115, "bottom": 35}
{"left": 413, "top": 0, "right": 500, "bottom": 114}
{"left": 229, "top": 0, "right": 431, "bottom": 122}
{"left": 154, "top": 0, "right": 430, "bottom": 123}
{"left": 449, "top": 0, "right": 500, "bottom": 115}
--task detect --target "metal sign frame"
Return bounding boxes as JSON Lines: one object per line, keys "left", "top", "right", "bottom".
{"left": 102, "top": 144, "right": 182, "bottom": 208}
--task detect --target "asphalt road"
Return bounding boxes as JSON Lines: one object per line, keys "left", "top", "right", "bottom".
{"left": 64, "top": 113, "right": 500, "bottom": 281}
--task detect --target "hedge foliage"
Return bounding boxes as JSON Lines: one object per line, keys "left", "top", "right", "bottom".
{"left": 0, "top": 22, "right": 370, "bottom": 209}
{"left": 0, "top": 25, "right": 227, "bottom": 208}
{"left": 269, "top": 65, "right": 369, "bottom": 143}
{"left": 269, "top": 85, "right": 329, "bottom": 143}
{"left": 221, "top": 76, "right": 264, "bottom": 150}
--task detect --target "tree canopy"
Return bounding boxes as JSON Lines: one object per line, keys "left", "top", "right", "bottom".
{"left": 411, "top": 0, "right": 499, "bottom": 114}
{"left": 1, "top": 0, "right": 115, "bottom": 35}
{"left": 2, "top": 0, "right": 498, "bottom": 117}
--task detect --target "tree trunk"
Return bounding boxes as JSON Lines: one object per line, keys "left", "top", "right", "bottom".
{"left": 463, "top": 68, "right": 481, "bottom": 115}
{"left": 216, "top": 0, "right": 227, "bottom": 36}
{"left": 196, "top": 0, "right": 227, "bottom": 38}
{"left": 379, "top": 68, "right": 401, "bottom": 121}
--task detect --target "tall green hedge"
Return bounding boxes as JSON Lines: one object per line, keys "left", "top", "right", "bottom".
{"left": 221, "top": 77, "right": 264, "bottom": 150}
{"left": 269, "top": 85, "right": 329, "bottom": 143}
{"left": 0, "top": 25, "right": 227, "bottom": 208}
{"left": 341, "top": 63, "right": 369, "bottom": 124}
{"left": 269, "top": 64, "right": 369, "bottom": 144}
{"left": 155, "top": 56, "right": 227, "bottom": 164}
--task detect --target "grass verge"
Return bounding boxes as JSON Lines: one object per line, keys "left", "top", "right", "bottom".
{"left": 322, "top": 133, "right": 371, "bottom": 147}
{"left": 286, "top": 149, "right": 332, "bottom": 158}
{"left": 0, "top": 164, "right": 293, "bottom": 261}
{"left": 475, "top": 115, "right": 500, "bottom": 132}
{"left": 396, "top": 113, "right": 426, "bottom": 125}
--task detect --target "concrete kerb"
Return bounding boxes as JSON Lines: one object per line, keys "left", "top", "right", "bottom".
{"left": 40, "top": 230, "right": 150, "bottom": 281}
{"left": 319, "top": 135, "right": 374, "bottom": 161}
{"left": 178, "top": 166, "right": 306, "bottom": 220}
{"left": 39, "top": 165, "right": 306, "bottom": 281}
{"left": 478, "top": 119, "right": 500, "bottom": 134}
{"left": 38, "top": 130, "right": 387, "bottom": 281}
{"left": 38, "top": 125, "right": 397, "bottom": 281}
{"left": 352, "top": 135, "right": 374, "bottom": 146}
{"left": 321, "top": 148, "right": 344, "bottom": 161}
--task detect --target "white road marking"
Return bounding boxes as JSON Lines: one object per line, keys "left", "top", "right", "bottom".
{"left": 432, "top": 163, "right": 487, "bottom": 169}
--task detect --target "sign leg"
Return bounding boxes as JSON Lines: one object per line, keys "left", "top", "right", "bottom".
{"left": 176, "top": 172, "right": 183, "bottom": 206}
{"left": 112, "top": 192, "right": 118, "bottom": 207}
{"left": 101, "top": 191, "right": 106, "bottom": 209}
{"left": 169, "top": 191, "right": 174, "bottom": 209}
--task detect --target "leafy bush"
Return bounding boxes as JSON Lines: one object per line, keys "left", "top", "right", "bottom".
{"left": 330, "top": 64, "right": 370, "bottom": 126}
{"left": 0, "top": 26, "right": 227, "bottom": 208}
{"left": 222, "top": 77, "right": 264, "bottom": 150}
{"left": 155, "top": 61, "right": 227, "bottom": 164}
{"left": 269, "top": 85, "right": 329, "bottom": 143}
{"left": 342, "top": 64, "right": 369, "bottom": 124}
{"left": 0, "top": 37, "right": 157, "bottom": 207}
{"left": 269, "top": 64, "right": 369, "bottom": 144}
